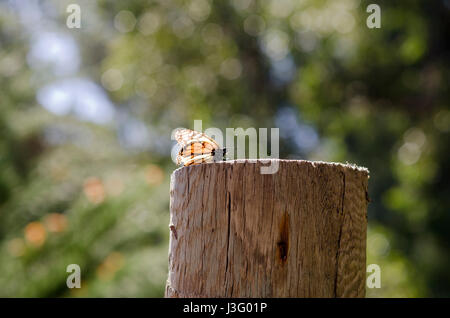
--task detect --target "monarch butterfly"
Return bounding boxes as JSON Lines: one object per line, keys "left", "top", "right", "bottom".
{"left": 173, "top": 128, "right": 227, "bottom": 166}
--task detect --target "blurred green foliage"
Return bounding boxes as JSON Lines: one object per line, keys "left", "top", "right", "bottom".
{"left": 0, "top": 0, "right": 449, "bottom": 297}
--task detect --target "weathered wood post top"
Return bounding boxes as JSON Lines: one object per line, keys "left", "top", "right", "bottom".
{"left": 166, "top": 159, "right": 369, "bottom": 297}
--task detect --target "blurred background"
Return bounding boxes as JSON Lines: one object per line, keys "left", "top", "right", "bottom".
{"left": 0, "top": 0, "right": 449, "bottom": 297}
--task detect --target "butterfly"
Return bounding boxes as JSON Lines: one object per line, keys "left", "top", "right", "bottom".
{"left": 173, "top": 128, "right": 227, "bottom": 166}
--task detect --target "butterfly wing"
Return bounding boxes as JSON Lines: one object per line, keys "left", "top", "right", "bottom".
{"left": 174, "top": 128, "right": 220, "bottom": 149}
{"left": 179, "top": 153, "right": 214, "bottom": 166}
{"left": 174, "top": 128, "right": 221, "bottom": 166}
{"left": 176, "top": 141, "right": 215, "bottom": 166}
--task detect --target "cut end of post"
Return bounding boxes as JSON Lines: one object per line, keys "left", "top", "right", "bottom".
{"left": 173, "top": 159, "right": 369, "bottom": 178}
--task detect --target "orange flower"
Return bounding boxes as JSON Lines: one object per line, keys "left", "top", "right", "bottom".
{"left": 24, "top": 222, "right": 46, "bottom": 247}
{"left": 83, "top": 177, "right": 105, "bottom": 204}
{"left": 44, "top": 213, "right": 68, "bottom": 233}
{"left": 96, "top": 252, "right": 124, "bottom": 281}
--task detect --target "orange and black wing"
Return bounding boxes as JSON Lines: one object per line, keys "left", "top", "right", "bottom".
{"left": 173, "top": 128, "right": 220, "bottom": 149}
{"left": 174, "top": 129, "right": 219, "bottom": 166}
{"left": 176, "top": 141, "right": 216, "bottom": 166}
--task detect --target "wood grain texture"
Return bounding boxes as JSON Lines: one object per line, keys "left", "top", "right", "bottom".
{"left": 165, "top": 160, "right": 369, "bottom": 298}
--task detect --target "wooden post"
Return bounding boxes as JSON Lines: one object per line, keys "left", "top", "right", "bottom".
{"left": 165, "top": 160, "right": 369, "bottom": 298}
